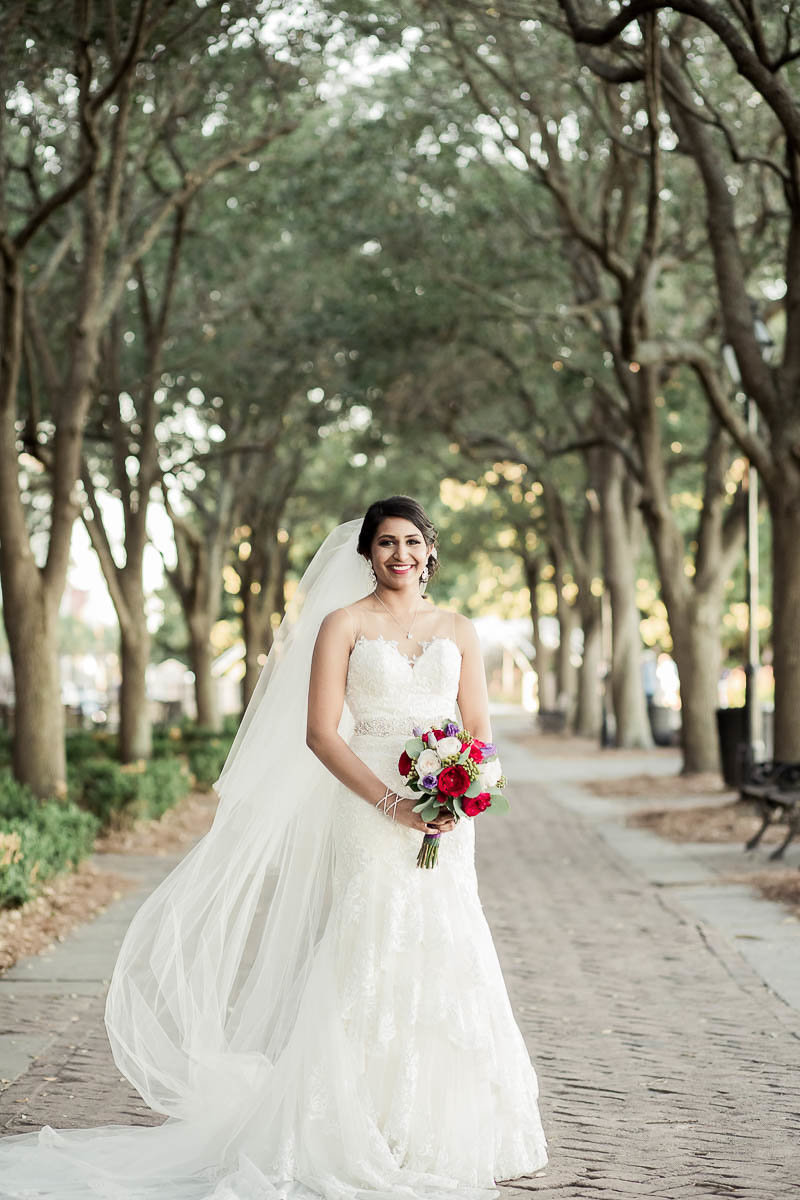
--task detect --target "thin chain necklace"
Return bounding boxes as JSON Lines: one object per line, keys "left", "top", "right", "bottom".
{"left": 372, "top": 588, "right": 423, "bottom": 641}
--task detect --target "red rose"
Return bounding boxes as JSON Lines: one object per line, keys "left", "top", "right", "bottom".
{"left": 431, "top": 728, "right": 445, "bottom": 740}
{"left": 437, "top": 764, "right": 471, "bottom": 797}
{"left": 468, "top": 743, "right": 484, "bottom": 762}
{"left": 462, "top": 792, "right": 492, "bottom": 817}
{"left": 398, "top": 751, "right": 412, "bottom": 776}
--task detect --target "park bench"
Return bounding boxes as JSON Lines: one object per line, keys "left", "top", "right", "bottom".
{"left": 741, "top": 761, "right": 800, "bottom": 860}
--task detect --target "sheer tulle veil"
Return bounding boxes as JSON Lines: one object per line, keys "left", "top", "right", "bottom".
{"left": 0, "top": 518, "right": 376, "bottom": 1198}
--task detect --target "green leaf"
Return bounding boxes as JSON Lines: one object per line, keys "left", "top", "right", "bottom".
{"left": 405, "top": 737, "right": 425, "bottom": 757}
{"left": 465, "top": 779, "right": 482, "bottom": 798}
{"left": 412, "top": 801, "right": 429, "bottom": 813}
{"left": 452, "top": 796, "right": 467, "bottom": 819}
{"left": 489, "top": 791, "right": 510, "bottom": 813}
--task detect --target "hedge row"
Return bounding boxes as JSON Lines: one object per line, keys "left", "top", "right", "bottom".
{"left": 68, "top": 756, "right": 191, "bottom": 828}
{"left": 0, "top": 775, "right": 99, "bottom": 907}
{"left": 0, "top": 719, "right": 237, "bottom": 910}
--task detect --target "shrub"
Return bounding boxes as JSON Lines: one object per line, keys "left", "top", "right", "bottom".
{"left": 0, "top": 728, "right": 12, "bottom": 769}
{"left": 222, "top": 712, "right": 241, "bottom": 738}
{"left": 65, "top": 730, "right": 117, "bottom": 764}
{"left": 188, "top": 739, "right": 231, "bottom": 790}
{"left": 69, "top": 755, "right": 192, "bottom": 828}
{"left": 151, "top": 726, "right": 184, "bottom": 759}
{"left": 138, "top": 757, "right": 190, "bottom": 818}
{"left": 0, "top": 772, "right": 99, "bottom": 908}
{"left": 72, "top": 759, "right": 141, "bottom": 828}
{"left": 0, "top": 772, "right": 42, "bottom": 822}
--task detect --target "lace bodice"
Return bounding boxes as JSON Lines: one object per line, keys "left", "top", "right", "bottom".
{"left": 345, "top": 635, "right": 463, "bottom": 734}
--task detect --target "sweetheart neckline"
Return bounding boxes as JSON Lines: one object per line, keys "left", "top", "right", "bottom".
{"left": 351, "top": 633, "right": 461, "bottom": 666}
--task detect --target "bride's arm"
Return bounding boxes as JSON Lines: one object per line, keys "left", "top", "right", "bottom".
{"left": 306, "top": 610, "right": 443, "bottom": 833}
{"left": 454, "top": 614, "right": 493, "bottom": 743}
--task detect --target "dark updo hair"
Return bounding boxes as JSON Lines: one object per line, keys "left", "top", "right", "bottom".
{"left": 357, "top": 495, "right": 439, "bottom": 581}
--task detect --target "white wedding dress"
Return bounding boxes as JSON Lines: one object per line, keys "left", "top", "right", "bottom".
{"left": 243, "top": 632, "right": 548, "bottom": 1193}
{"left": 0, "top": 559, "right": 546, "bottom": 1199}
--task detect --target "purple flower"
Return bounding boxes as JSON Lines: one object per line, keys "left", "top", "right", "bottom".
{"left": 445, "top": 722, "right": 459, "bottom": 738}
{"left": 412, "top": 726, "right": 422, "bottom": 737}
{"left": 482, "top": 743, "right": 497, "bottom": 758}
{"left": 421, "top": 773, "right": 439, "bottom": 790}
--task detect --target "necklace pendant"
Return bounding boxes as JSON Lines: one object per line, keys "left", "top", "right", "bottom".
{"left": 407, "top": 632, "right": 413, "bottom": 639}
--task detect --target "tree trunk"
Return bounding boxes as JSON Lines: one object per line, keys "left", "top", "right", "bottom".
{"left": 4, "top": 587, "right": 66, "bottom": 797}
{"left": 118, "top": 617, "right": 152, "bottom": 761}
{"left": 667, "top": 597, "right": 723, "bottom": 773}
{"left": 189, "top": 620, "right": 220, "bottom": 731}
{"left": 599, "top": 452, "right": 654, "bottom": 748}
{"left": 524, "top": 556, "right": 557, "bottom": 711}
{"left": 554, "top": 588, "right": 578, "bottom": 720}
{"left": 575, "top": 605, "right": 603, "bottom": 738}
{"left": 241, "top": 601, "right": 273, "bottom": 711}
{"left": 240, "top": 530, "right": 288, "bottom": 709}
{"left": 0, "top": 248, "right": 99, "bottom": 794}
{"left": 770, "top": 495, "right": 800, "bottom": 760}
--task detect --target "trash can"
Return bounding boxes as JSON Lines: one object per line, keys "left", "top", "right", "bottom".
{"left": 716, "top": 707, "right": 748, "bottom": 787}
{"left": 648, "top": 702, "right": 677, "bottom": 747}
{"left": 537, "top": 709, "right": 567, "bottom": 734}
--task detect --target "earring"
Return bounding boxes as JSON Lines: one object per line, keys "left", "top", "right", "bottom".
{"left": 369, "top": 562, "right": 376, "bottom": 588}
{"left": 419, "top": 564, "right": 429, "bottom": 594}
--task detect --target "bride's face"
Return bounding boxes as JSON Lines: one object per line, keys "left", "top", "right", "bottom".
{"left": 370, "top": 517, "right": 430, "bottom": 592}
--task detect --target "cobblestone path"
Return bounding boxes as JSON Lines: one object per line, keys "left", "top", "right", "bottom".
{"left": 492, "top": 727, "right": 799, "bottom": 1198}
{"left": 1, "top": 721, "right": 798, "bottom": 1198}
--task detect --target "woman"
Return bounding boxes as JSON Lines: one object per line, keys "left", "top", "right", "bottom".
{"left": 0, "top": 497, "right": 546, "bottom": 1200}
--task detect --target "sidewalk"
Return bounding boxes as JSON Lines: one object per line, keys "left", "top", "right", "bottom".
{"left": 1, "top": 719, "right": 799, "bottom": 1197}
{"left": 493, "top": 719, "right": 799, "bottom": 1198}
{"left": 0, "top": 852, "right": 180, "bottom": 1131}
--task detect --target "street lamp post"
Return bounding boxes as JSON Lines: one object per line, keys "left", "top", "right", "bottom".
{"left": 722, "top": 315, "right": 773, "bottom": 766}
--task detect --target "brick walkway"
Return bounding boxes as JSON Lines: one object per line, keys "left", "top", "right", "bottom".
{"left": 2, "top": 720, "right": 799, "bottom": 1198}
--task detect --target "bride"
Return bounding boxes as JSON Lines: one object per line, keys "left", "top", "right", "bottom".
{"left": 0, "top": 495, "right": 547, "bottom": 1200}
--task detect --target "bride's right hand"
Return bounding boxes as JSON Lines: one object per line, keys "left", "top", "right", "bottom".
{"left": 391, "top": 795, "right": 456, "bottom": 834}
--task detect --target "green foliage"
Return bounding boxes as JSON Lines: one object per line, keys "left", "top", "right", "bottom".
{"left": 70, "top": 760, "right": 141, "bottom": 828}
{"left": 188, "top": 738, "right": 233, "bottom": 791}
{"left": 0, "top": 727, "right": 11, "bottom": 769}
{"left": 70, "top": 757, "right": 191, "bottom": 829}
{"left": 66, "top": 730, "right": 118, "bottom": 764}
{"left": 0, "top": 773, "right": 99, "bottom": 908}
{"left": 137, "top": 759, "right": 191, "bottom": 820}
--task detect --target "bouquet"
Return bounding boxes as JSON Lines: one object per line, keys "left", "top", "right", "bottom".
{"left": 398, "top": 721, "right": 509, "bottom": 868}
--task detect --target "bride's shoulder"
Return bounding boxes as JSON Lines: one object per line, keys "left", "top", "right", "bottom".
{"left": 444, "top": 609, "right": 480, "bottom": 653}
{"left": 424, "top": 605, "right": 475, "bottom": 646}
{"left": 317, "top": 605, "right": 359, "bottom": 648}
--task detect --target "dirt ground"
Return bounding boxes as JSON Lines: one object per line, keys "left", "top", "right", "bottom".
{"left": 628, "top": 797, "right": 784, "bottom": 844}
{"left": 0, "top": 789, "right": 218, "bottom": 975}
{"left": 585, "top": 774, "right": 800, "bottom": 919}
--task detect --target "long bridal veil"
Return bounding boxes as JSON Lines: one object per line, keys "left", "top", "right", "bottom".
{"left": 0, "top": 519, "right": 376, "bottom": 1199}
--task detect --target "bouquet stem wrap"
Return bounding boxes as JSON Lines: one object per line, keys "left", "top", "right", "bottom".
{"left": 416, "top": 831, "right": 442, "bottom": 869}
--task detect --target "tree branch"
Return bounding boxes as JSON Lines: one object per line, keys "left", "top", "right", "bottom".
{"left": 635, "top": 337, "right": 775, "bottom": 482}
{"left": 98, "top": 123, "right": 297, "bottom": 326}
{"left": 557, "top": 0, "right": 800, "bottom": 152}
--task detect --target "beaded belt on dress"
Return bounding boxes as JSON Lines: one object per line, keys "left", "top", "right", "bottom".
{"left": 353, "top": 716, "right": 444, "bottom": 737}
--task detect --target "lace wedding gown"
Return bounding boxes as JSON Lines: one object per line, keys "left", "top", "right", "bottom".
{"left": 319, "top": 633, "right": 548, "bottom": 1189}
{"left": 0, "top": 631, "right": 546, "bottom": 1200}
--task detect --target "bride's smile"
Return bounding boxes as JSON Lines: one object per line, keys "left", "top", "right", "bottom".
{"left": 371, "top": 516, "right": 430, "bottom": 593}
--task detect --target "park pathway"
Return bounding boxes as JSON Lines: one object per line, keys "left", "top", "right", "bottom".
{"left": 1, "top": 717, "right": 799, "bottom": 1198}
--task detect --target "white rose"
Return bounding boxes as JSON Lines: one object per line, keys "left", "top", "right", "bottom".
{"left": 416, "top": 749, "right": 442, "bottom": 779}
{"left": 479, "top": 758, "right": 502, "bottom": 788}
{"left": 436, "top": 736, "right": 462, "bottom": 759}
